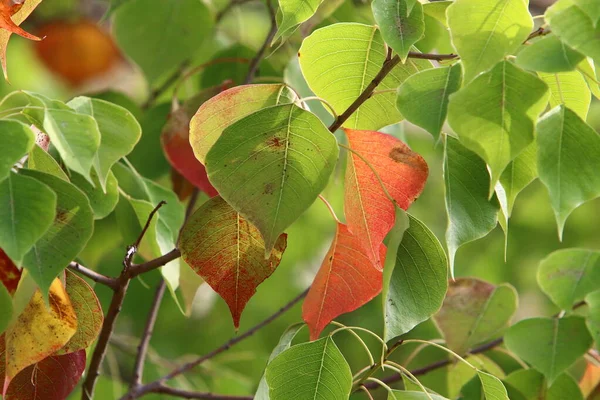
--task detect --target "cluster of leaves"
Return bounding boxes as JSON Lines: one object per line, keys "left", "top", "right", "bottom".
{"left": 1, "top": 0, "right": 600, "bottom": 399}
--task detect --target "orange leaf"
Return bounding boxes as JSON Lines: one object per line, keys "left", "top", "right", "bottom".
{"left": 0, "top": 0, "right": 43, "bottom": 80}
{"left": 303, "top": 223, "right": 385, "bottom": 340}
{"left": 0, "top": 337, "right": 85, "bottom": 400}
{"left": 0, "top": 249, "right": 21, "bottom": 295}
{"left": 580, "top": 361, "right": 600, "bottom": 398}
{"left": 179, "top": 196, "right": 287, "bottom": 328}
{"left": 2, "top": 278, "right": 77, "bottom": 394}
{"left": 344, "top": 129, "right": 428, "bottom": 269}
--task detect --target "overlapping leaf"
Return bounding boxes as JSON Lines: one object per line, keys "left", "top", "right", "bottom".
{"left": 276, "top": 0, "right": 323, "bottom": 42}
{"left": 516, "top": 35, "right": 585, "bottom": 73}
{"left": 266, "top": 337, "right": 352, "bottom": 400}
{"left": 446, "top": 0, "right": 532, "bottom": 82}
{"left": 536, "top": 106, "right": 600, "bottom": 237}
{"left": 205, "top": 104, "right": 338, "bottom": 254}
{"left": 344, "top": 129, "right": 428, "bottom": 269}
{"left": 3, "top": 278, "right": 77, "bottom": 392}
{"left": 389, "top": 391, "right": 448, "bottom": 400}
{"left": 586, "top": 290, "right": 600, "bottom": 351}
{"left": 0, "top": 120, "right": 33, "bottom": 183}
{"left": 372, "top": 0, "right": 425, "bottom": 61}
{"left": 0, "top": 172, "right": 57, "bottom": 265}
{"left": 505, "top": 370, "right": 584, "bottom": 400}
{"left": 303, "top": 223, "right": 383, "bottom": 340}
{"left": 478, "top": 371, "right": 510, "bottom": 400}
{"left": 385, "top": 214, "right": 447, "bottom": 340}
{"left": 443, "top": 137, "right": 499, "bottom": 275}
{"left": 497, "top": 142, "right": 537, "bottom": 221}
{"left": 538, "top": 70, "right": 591, "bottom": 119}
{"left": 434, "top": 278, "right": 517, "bottom": 355}
{"left": 190, "top": 84, "right": 297, "bottom": 164}
{"left": 447, "top": 61, "right": 549, "bottom": 190}
{"left": 546, "top": 3, "right": 600, "bottom": 64}
{"left": 28, "top": 144, "right": 69, "bottom": 180}
{"left": 180, "top": 196, "right": 287, "bottom": 328}
{"left": 505, "top": 316, "right": 593, "bottom": 383}
{"left": 299, "top": 23, "right": 432, "bottom": 130}
{"left": 70, "top": 170, "right": 119, "bottom": 220}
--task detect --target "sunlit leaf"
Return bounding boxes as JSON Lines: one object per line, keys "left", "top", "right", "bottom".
{"left": 0, "top": 172, "right": 57, "bottom": 264}
{"left": 275, "top": 0, "right": 323, "bottom": 42}
{"left": 303, "top": 223, "right": 383, "bottom": 340}
{"left": 434, "top": 278, "right": 517, "bottom": 355}
{"left": 179, "top": 196, "right": 287, "bottom": 328}
{"left": 19, "top": 170, "right": 94, "bottom": 296}
{"left": 397, "top": 63, "right": 462, "bottom": 139}
{"left": 266, "top": 337, "right": 352, "bottom": 400}
{"left": 0, "top": 120, "right": 33, "bottom": 183}
{"left": 372, "top": 0, "right": 425, "bottom": 61}
{"left": 385, "top": 214, "right": 447, "bottom": 340}
{"left": 388, "top": 391, "right": 448, "bottom": 400}
{"left": 496, "top": 142, "right": 537, "bottom": 221}
{"left": 443, "top": 137, "right": 499, "bottom": 275}
{"left": 536, "top": 105, "right": 600, "bottom": 238}
{"left": 55, "top": 270, "right": 103, "bottom": 355}
{"left": 28, "top": 144, "right": 69, "bottom": 180}
{"left": 478, "top": 371, "right": 509, "bottom": 400}
{"left": 205, "top": 104, "right": 338, "bottom": 254}
{"left": 504, "top": 316, "right": 593, "bottom": 383}
{"left": 190, "top": 84, "right": 297, "bottom": 165}
{"left": 537, "top": 248, "right": 600, "bottom": 310}
{"left": 447, "top": 61, "right": 549, "bottom": 190}
{"left": 344, "top": 129, "right": 428, "bottom": 268}
{"left": 3, "top": 278, "right": 77, "bottom": 390}
{"left": 446, "top": 0, "right": 532, "bottom": 82}
{"left": 538, "top": 70, "right": 591, "bottom": 119}
{"left": 299, "top": 23, "right": 432, "bottom": 130}
{"left": 516, "top": 35, "right": 585, "bottom": 73}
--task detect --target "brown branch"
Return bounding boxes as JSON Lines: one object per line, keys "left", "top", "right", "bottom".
{"left": 130, "top": 279, "right": 167, "bottom": 389}
{"left": 81, "top": 201, "right": 166, "bottom": 400}
{"left": 407, "top": 52, "right": 458, "bottom": 61}
{"left": 152, "top": 385, "right": 253, "bottom": 400}
{"left": 124, "top": 288, "right": 309, "bottom": 399}
{"left": 525, "top": 26, "right": 551, "bottom": 42}
{"left": 68, "top": 262, "right": 118, "bottom": 290}
{"left": 243, "top": 0, "right": 277, "bottom": 84}
{"left": 127, "top": 248, "right": 182, "bottom": 277}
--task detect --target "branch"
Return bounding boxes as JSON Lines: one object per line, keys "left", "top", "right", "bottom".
{"left": 407, "top": 52, "right": 458, "bottom": 61}
{"left": 124, "top": 201, "right": 167, "bottom": 269}
{"left": 127, "top": 248, "right": 182, "bottom": 278}
{"left": 68, "top": 262, "right": 118, "bottom": 290}
{"left": 152, "top": 385, "right": 253, "bottom": 400}
{"left": 124, "top": 288, "right": 309, "bottom": 399}
{"left": 243, "top": 0, "right": 277, "bottom": 84}
{"left": 130, "top": 279, "right": 167, "bottom": 389}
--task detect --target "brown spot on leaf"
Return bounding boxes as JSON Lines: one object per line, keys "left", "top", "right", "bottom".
{"left": 263, "top": 183, "right": 274, "bottom": 195}
{"left": 266, "top": 136, "right": 284, "bottom": 148}
{"left": 388, "top": 146, "right": 422, "bottom": 169}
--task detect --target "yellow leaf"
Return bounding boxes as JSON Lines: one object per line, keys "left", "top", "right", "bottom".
{"left": 2, "top": 278, "right": 77, "bottom": 394}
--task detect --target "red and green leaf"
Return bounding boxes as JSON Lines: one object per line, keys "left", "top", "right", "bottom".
{"left": 344, "top": 129, "right": 428, "bottom": 269}
{"left": 303, "top": 223, "right": 384, "bottom": 340}
{"left": 179, "top": 196, "right": 287, "bottom": 328}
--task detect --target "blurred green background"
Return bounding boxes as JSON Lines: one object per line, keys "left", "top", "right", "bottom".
{"left": 4, "top": 0, "right": 599, "bottom": 398}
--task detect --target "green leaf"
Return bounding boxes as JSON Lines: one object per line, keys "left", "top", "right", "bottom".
{"left": 67, "top": 97, "right": 141, "bottom": 190}
{"left": 266, "top": 337, "right": 352, "bottom": 400}
{"left": 205, "top": 104, "right": 338, "bottom": 254}
{"left": 443, "top": 137, "right": 499, "bottom": 275}
{"left": 585, "top": 289, "right": 600, "bottom": 350}
{"left": 434, "top": 278, "right": 517, "bottom": 355}
{"left": 275, "top": 0, "right": 323, "bottom": 42}
{"left": 537, "top": 248, "right": 600, "bottom": 310}
{"left": 0, "top": 172, "right": 56, "bottom": 264}
{"left": 496, "top": 142, "right": 537, "bottom": 221}
{"left": 27, "top": 144, "right": 69, "bottom": 180}
{"left": 113, "top": 0, "right": 214, "bottom": 83}
{"left": 574, "top": 0, "right": 600, "bottom": 24}
{"left": 70, "top": 170, "right": 119, "bottom": 220}
{"left": 538, "top": 70, "right": 591, "bottom": 119}
{"left": 396, "top": 63, "right": 462, "bottom": 139}
{"left": 299, "top": 23, "right": 432, "bottom": 130}
{"left": 516, "top": 35, "right": 585, "bottom": 73}
{"left": 0, "top": 120, "right": 34, "bottom": 183}
{"left": 0, "top": 284, "right": 12, "bottom": 335}
{"left": 447, "top": 61, "right": 549, "bottom": 190}
{"left": 19, "top": 169, "right": 94, "bottom": 296}
{"left": 446, "top": 0, "right": 533, "bottom": 82}
{"left": 372, "top": 0, "right": 425, "bottom": 61}
{"left": 190, "top": 84, "right": 297, "bottom": 164}
{"left": 578, "top": 58, "right": 600, "bottom": 99}
{"left": 547, "top": 4, "right": 600, "bottom": 64}
{"left": 384, "top": 214, "right": 448, "bottom": 340}
{"left": 389, "top": 391, "right": 448, "bottom": 400}
{"left": 255, "top": 323, "right": 305, "bottom": 400}
{"left": 504, "top": 316, "right": 593, "bottom": 383}
{"left": 504, "top": 370, "right": 584, "bottom": 400}
{"left": 536, "top": 106, "right": 600, "bottom": 238}
{"left": 478, "top": 371, "right": 509, "bottom": 400}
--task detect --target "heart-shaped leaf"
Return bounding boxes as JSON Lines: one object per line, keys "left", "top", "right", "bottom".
{"left": 372, "top": 0, "right": 425, "bottom": 61}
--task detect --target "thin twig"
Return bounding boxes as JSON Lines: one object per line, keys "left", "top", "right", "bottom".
{"left": 124, "top": 201, "right": 167, "bottom": 269}
{"left": 152, "top": 385, "right": 253, "bottom": 400}
{"left": 68, "top": 262, "right": 118, "bottom": 290}
{"left": 130, "top": 279, "right": 167, "bottom": 389}
{"left": 128, "top": 248, "right": 182, "bottom": 278}
{"left": 243, "top": 0, "right": 277, "bottom": 84}
{"left": 124, "top": 288, "right": 309, "bottom": 399}
{"left": 407, "top": 52, "right": 458, "bottom": 61}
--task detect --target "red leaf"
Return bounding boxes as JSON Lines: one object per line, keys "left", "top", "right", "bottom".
{"left": 344, "top": 129, "right": 428, "bottom": 269}
{"left": 179, "top": 196, "right": 287, "bottom": 328}
{"left": 303, "top": 223, "right": 385, "bottom": 340}
{"left": 0, "top": 0, "right": 40, "bottom": 41}
{"left": 580, "top": 361, "right": 600, "bottom": 398}
{"left": 0, "top": 335, "right": 86, "bottom": 400}
{"left": 0, "top": 249, "right": 21, "bottom": 295}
